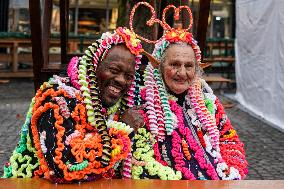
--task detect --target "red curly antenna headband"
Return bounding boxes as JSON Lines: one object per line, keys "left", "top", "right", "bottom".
{"left": 129, "top": 2, "right": 194, "bottom": 44}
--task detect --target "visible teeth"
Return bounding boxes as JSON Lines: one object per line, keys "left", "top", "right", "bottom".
{"left": 109, "top": 86, "right": 121, "bottom": 94}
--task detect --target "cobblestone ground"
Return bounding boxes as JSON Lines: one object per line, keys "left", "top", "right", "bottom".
{"left": 218, "top": 96, "right": 284, "bottom": 180}
{"left": 0, "top": 79, "right": 284, "bottom": 179}
{"left": 0, "top": 79, "right": 35, "bottom": 177}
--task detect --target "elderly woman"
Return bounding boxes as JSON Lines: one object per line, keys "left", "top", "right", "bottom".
{"left": 129, "top": 28, "right": 248, "bottom": 180}
{"left": 2, "top": 27, "right": 143, "bottom": 182}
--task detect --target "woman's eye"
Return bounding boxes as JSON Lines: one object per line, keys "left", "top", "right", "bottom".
{"left": 171, "top": 62, "right": 179, "bottom": 67}
{"left": 109, "top": 67, "right": 119, "bottom": 73}
{"left": 185, "top": 64, "right": 193, "bottom": 68}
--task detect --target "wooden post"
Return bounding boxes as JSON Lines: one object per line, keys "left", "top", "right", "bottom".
{"left": 29, "top": 0, "right": 44, "bottom": 91}
{"left": 42, "top": 0, "right": 53, "bottom": 69}
{"left": 74, "top": 0, "right": 79, "bottom": 34}
{"left": 12, "top": 9, "right": 19, "bottom": 32}
{"left": 158, "top": 0, "right": 167, "bottom": 39}
{"left": 231, "top": 0, "right": 236, "bottom": 38}
{"left": 153, "top": 0, "right": 158, "bottom": 41}
{"left": 12, "top": 42, "right": 18, "bottom": 72}
{"left": 196, "top": 0, "right": 211, "bottom": 61}
{"left": 0, "top": 0, "right": 9, "bottom": 32}
{"left": 106, "top": 0, "right": 110, "bottom": 31}
{"left": 116, "top": 0, "right": 128, "bottom": 27}
{"left": 60, "top": 0, "right": 69, "bottom": 66}
{"left": 181, "top": 0, "right": 190, "bottom": 29}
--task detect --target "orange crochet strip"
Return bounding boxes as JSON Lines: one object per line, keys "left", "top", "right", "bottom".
{"left": 31, "top": 88, "right": 131, "bottom": 181}
{"left": 215, "top": 98, "right": 248, "bottom": 179}
{"left": 182, "top": 139, "right": 191, "bottom": 160}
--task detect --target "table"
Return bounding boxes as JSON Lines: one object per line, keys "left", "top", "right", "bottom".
{"left": 0, "top": 179, "right": 283, "bottom": 189}
{"left": 0, "top": 38, "right": 93, "bottom": 78}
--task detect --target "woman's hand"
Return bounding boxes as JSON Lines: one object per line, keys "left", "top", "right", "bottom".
{"left": 120, "top": 105, "right": 145, "bottom": 133}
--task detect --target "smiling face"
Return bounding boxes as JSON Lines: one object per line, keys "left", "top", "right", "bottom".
{"left": 96, "top": 45, "right": 136, "bottom": 107}
{"left": 161, "top": 44, "right": 196, "bottom": 94}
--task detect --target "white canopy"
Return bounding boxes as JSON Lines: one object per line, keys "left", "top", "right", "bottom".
{"left": 235, "top": 0, "right": 284, "bottom": 131}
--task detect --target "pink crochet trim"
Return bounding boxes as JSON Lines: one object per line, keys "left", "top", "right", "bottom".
{"left": 67, "top": 56, "right": 81, "bottom": 89}
{"left": 169, "top": 100, "right": 219, "bottom": 180}
{"left": 215, "top": 98, "right": 248, "bottom": 179}
{"left": 188, "top": 81, "right": 219, "bottom": 150}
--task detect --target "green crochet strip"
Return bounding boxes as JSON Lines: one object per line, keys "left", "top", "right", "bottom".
{"left": 153, "top": 68, "right": 174, "bottom": 135}
{"left": 26, "top": 133, "right": 38, "bottom": 155}
{"left": 16, "top": 98, "right": 35, "bottom": 154}
{"left": 107, "top": 98, "right": 121, "bottom": 115}
{"left": 2, "top": 98, "right": 39, "bottom": 178}
{"left": 10, "top": 153, "right": 35, "bottom": 178}
{"left": 205, "top": 97, "right": 214, "bottom": 115}
{"left": 15, "top": 134, "right": 27, "bottom": 153}
{"left": 132, "top": 128, "right": 182, "bottom": 180}
{"left": 3, "top": 166, "right": 12, "bottom": 178}
{"left": 3, "top": 133, "right": 39, "bottom": 178}
{"left": 68, "top": 160, "right": 89, "bottom": 171}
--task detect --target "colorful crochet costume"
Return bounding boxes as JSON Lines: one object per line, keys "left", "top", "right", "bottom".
{"left": 129, "top": 2, "right": 248, "bottom": 180}
{"left": 2, "top": 27, "right": 143, "bottom": 182}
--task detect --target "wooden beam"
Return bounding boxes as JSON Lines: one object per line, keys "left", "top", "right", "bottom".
{"left": 106, "top": 0, "right": 110, "bottom": 31}
{"left": 204, "top": 76, "right": 232, "bottom": 83}
{"left": 74, "top": 0, "right": 79, "bottom": 34}
{"left": 60, "top": 0, "right": 69, "bottom": 66}
{"left": 196, "top": 0, "right": 211, "bottom": 61}
{"left": 12, "top": 42, "right": 18, "bottom": 72}
{"left": 158, "top": 0, "right": 167, "bottom": 39}
{"left": 42, "top": 0, "right": 53, "bottom": 69}
{"left": 0, "top": 71, "right": 33, "bottom": 78}
{"left": 29, "top": 0, "right": 44, "bottom": 91}
{"left": 231, "top": 0, "right": 236, "bottom": 38}
{"left": 0, "top": 0, "right": 9, "bottom": 32}
{"left": 181, "top": 0, "right": 190, "bottom": 29}
{"left": 0, "top": 80, "right": 10, "bottom": 84}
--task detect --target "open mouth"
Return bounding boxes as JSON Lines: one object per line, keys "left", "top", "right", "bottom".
{"left": 108, "top": 85, "right": 122, "bottom": 97}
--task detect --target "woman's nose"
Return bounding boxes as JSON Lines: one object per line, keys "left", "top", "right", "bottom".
{"left": 178, "top": 66, "right": 187, "bottom": 77}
